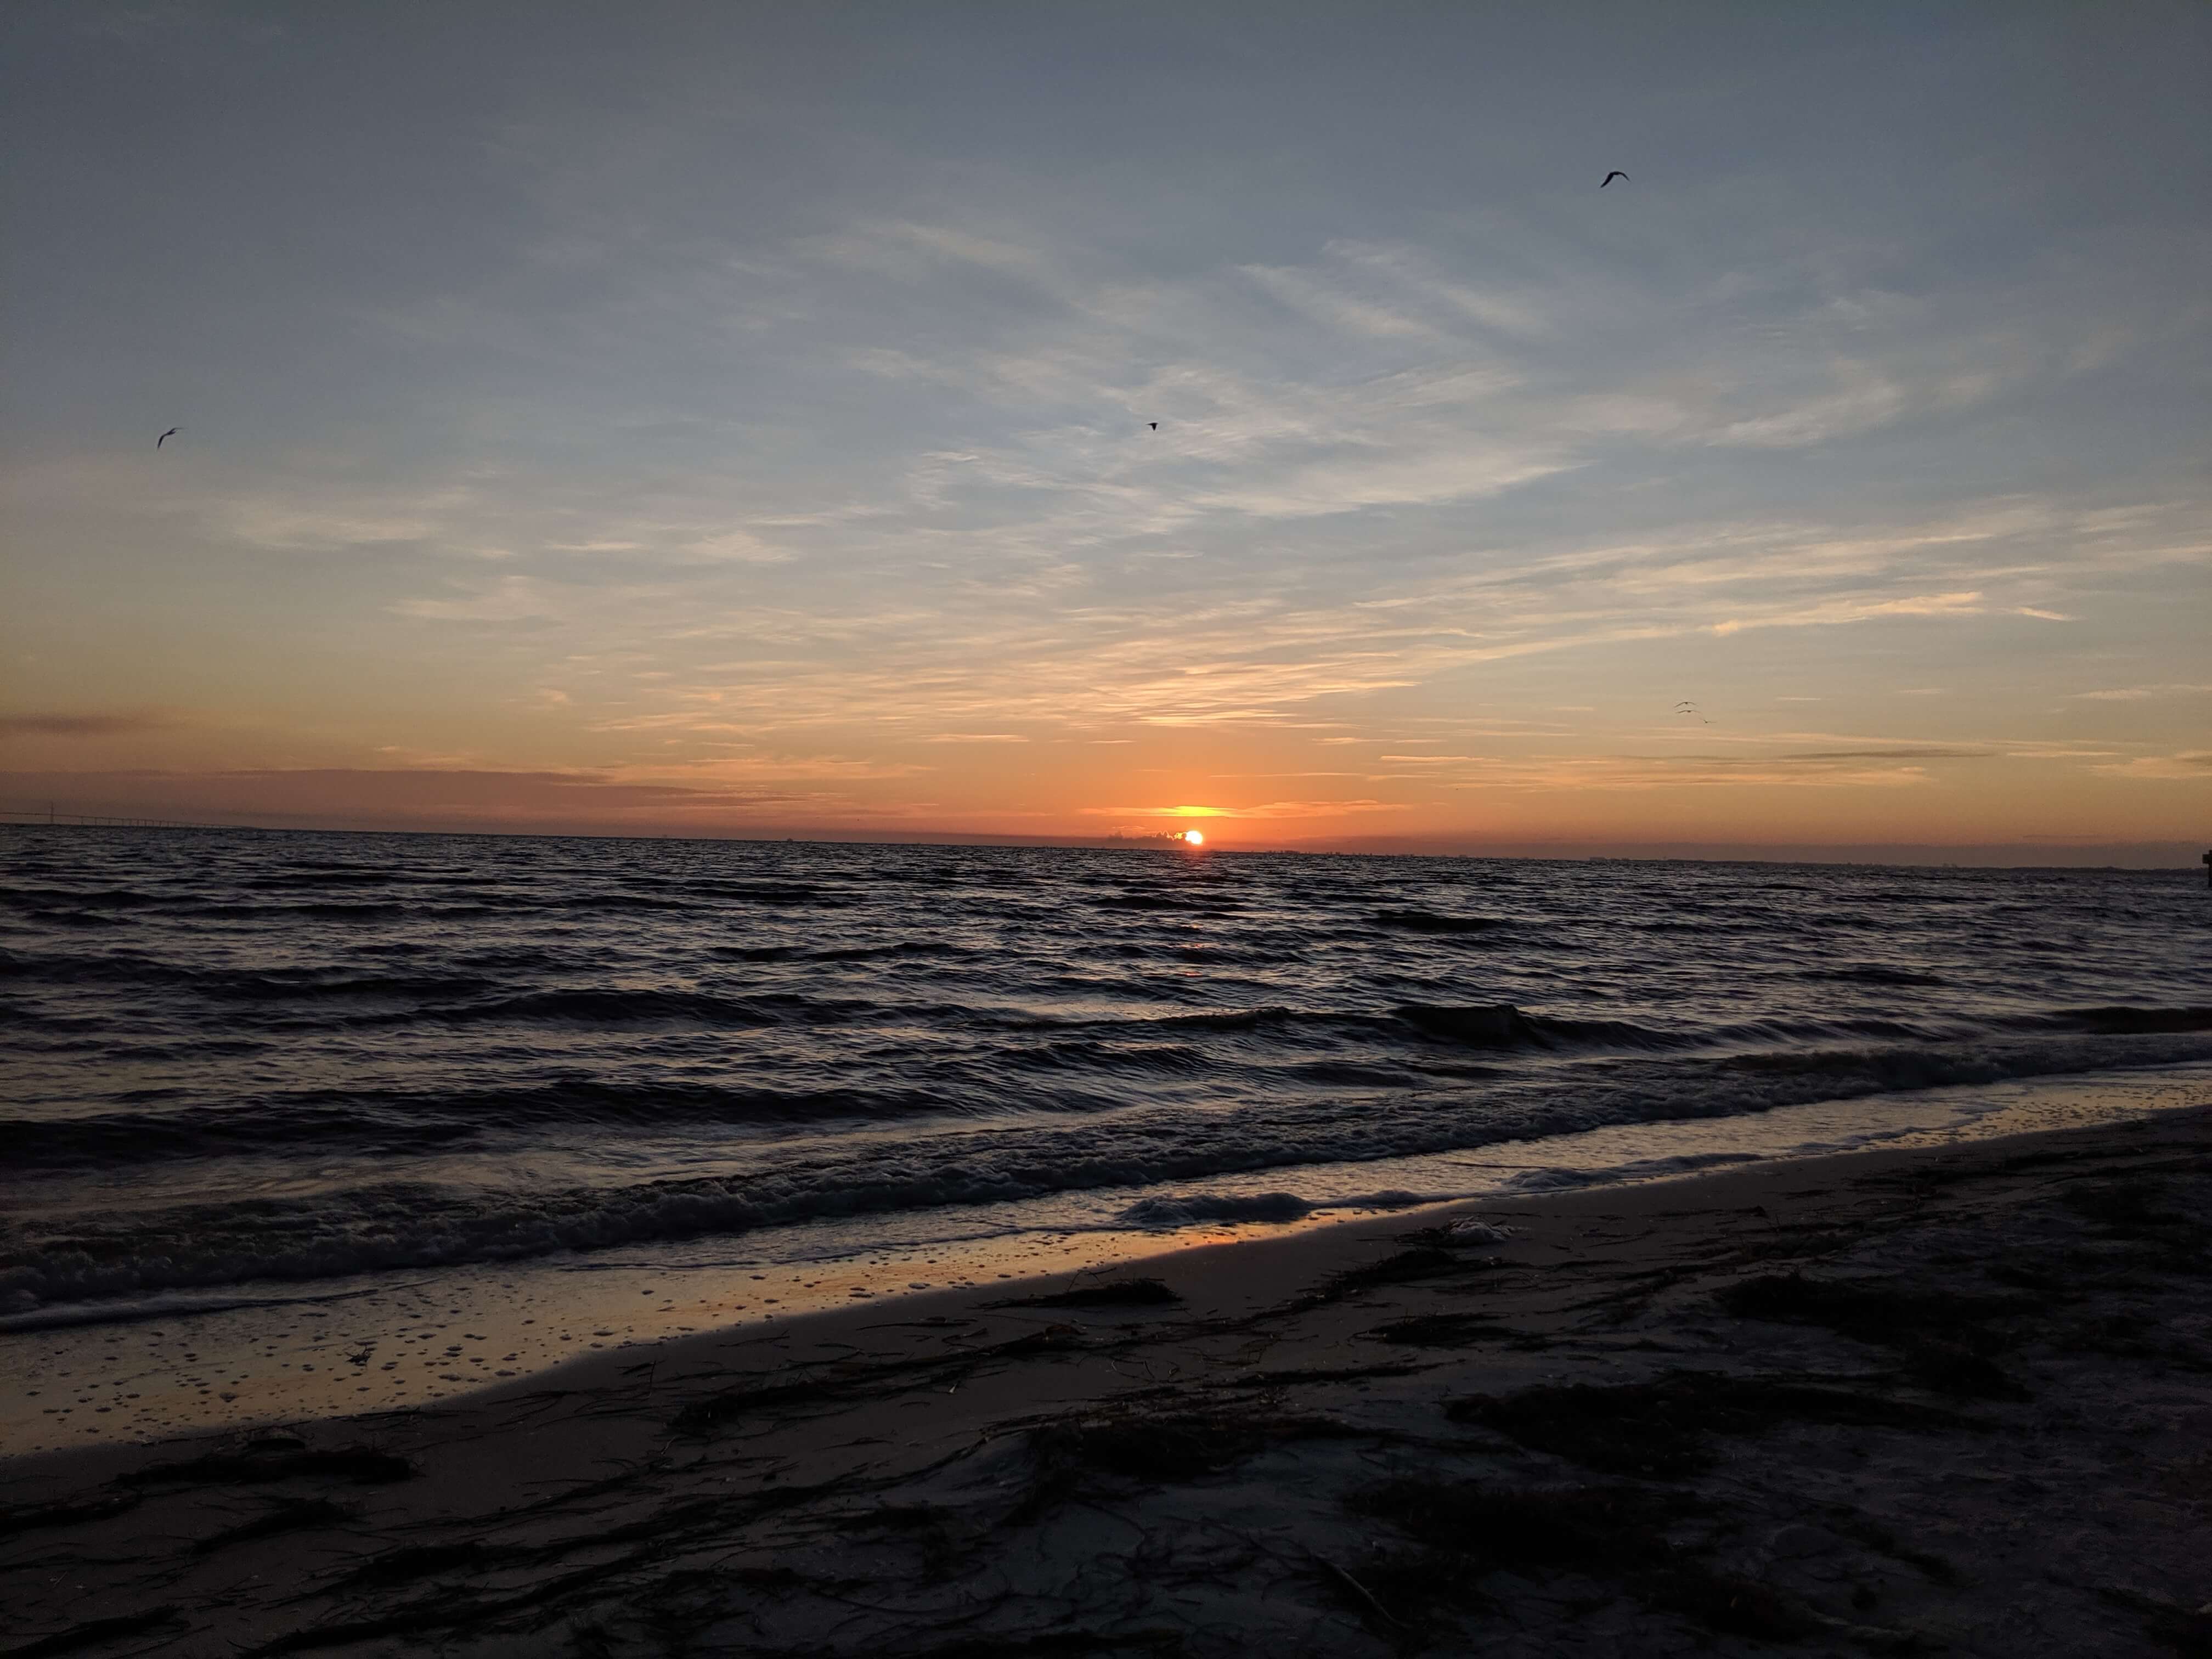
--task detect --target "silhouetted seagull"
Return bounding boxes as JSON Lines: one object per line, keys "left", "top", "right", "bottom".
{"left": 156, "top": 428, "right": 179, "bottom": 448}
{"left": 1148, "top": 422, "right": 1158, "bottom": 430}
{"left": 1601, "top": 171, "right": 1629, "bottom": 188}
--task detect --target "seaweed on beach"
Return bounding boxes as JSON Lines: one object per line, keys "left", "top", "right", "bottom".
{"left": 1011, "top": 1405, "right": 1356, "bottom": 1523}
{"left": 0, "top": 1606, "right": 184, "bottom": 1659}
{"left": 668, "top": 1376, "right": 829, "bottom": 1437}
{"left": 613, "top": 1565, "right": 811, "bottom": 1654}
{"left": 1446, "top": 1374, "right": 1983, "bottom": 1478}
{"left": 2063, "top": 1178, "right": 2175, "bottom": 1231}
{"left": 332, "top": 1541, "right": 501, "bottom": 1590}
{"left": 1305, "top": 1246, "right": 1471, "bottom": 1305}
{"left": 1717, "top": 1272, "right": 2034, "bottom": 1341}
{"left": 1821, "top": 1508, "right": 1961, "bottom": 1586}
{"left": 832, "top": 1503, "right": 947, "bottom": 1532}
{"left": 121, "top": 1446, "right": 415, "bottom": 1488}
{"left": 902, "top": 1631, "right": 1193, "bottom": 1658}
{"left": 2058, "top": 1313, "right": 2212, "bottom": 1374}
{"left": 831, "top": 1504, "right": 971, "bottom": 1581}
{"left": 2060, "top": 1177, "right": 2210, "bottom": 1255}
{"left": 1345, "top": 1477, "right": 1830, "bottom": 1643}
{"left": 2091, "top": 1582, "right": 2212, "bottom": 1659}
{"left": 1635, "top": 1564, "right": 1830, "bottom": 1641}
{"left": 1216, "top": 1360, "right": 1430, "bottom": 1388}
{"left": 191, "top": 1497, "right": 356, "bottom": 1556}
{"left": 2137, "top": 1601, "right": 2212, "bottom": 1659}
{"left": 1349, "top": 1477, "right": 1693, "bottom": 1570}
{"left": 674, "top": 1327, "right": 1102, "bottom": 1437}
{"left": 1030, "top": 1406, "right": 1355, "bottom": 1484}
{"left": 244, "top": 1555, "right": 680, "bottom": 1657}
{"left": 991, "top": 1277, "right": 1182, "bottom": 1309}
{"left": 1446, "top": 1384, "right": 1708, "bottom": 1478}
{"left": 1364, "top": 1312, "right": 1549, "bottom": 1350}
{"left": 1901, "top": 1338, "right": 2032, "bottom": 1400}
{"left": 1313, "top": 1545, "right": 1485, "bottom": 1637}
{"left": 0, "top": 1491, "right": 139, "bottom": 1539}
{"left": 1718, "top": 1272, "right": 2039, "bottom": 1397}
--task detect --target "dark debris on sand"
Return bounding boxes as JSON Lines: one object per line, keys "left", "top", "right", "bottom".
{"left": 0, "top": 1607, "right": 184, "bottom": 1659}
{"left": 1001, "top": 1403, "right": 1367, "bottom": 1531}
{"left": 1447, "top": 1374, "right": 1982, "bottom": 1480}
{"left": 189, "top": 1496, "right": 356, "bottom": 1556}
{"left": 1342, "top": 1477, "right": 1857, "bottom": 1646}
{"left": 120, "top": 1444, "right": 415, "bottom": 1488}
{"left": 989, "top": 1277, "right": 1184, "bottom": 1310}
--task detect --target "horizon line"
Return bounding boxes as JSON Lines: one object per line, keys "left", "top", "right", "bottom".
{"left": 3, "top": 814, "right": 2202, "bottom": 870}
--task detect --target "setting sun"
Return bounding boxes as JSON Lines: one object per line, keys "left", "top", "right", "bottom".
{"left": 1182, "top": 831, "right": 1204, "bottom": 846}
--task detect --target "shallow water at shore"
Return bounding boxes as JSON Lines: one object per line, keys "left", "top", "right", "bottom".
{"left": 9, "top": 1062, "right": 2207, "bottom": 1456}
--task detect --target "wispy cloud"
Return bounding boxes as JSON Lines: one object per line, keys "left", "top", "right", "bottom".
{"left": 393, "top": 576, "right": 571, "bottom": 623}
{"left": 0, "top": 710, "right": 178, "bottom": 738}
{"left": 2092, "top": 752, "right": 2212, "bottom": 780}
{"left": 1710, "top": 592, "right": 1983, "bottom": 636}
{"left": 1435, "top": 754, "right": 1943, "bottom": 791}
{"left": 2070, "top": 684, "right": 2212, "bottom": 702}
{"left": 224, "top": 500, "right": 447, "bottom": 550}
{"left": 1078, "top": 799, "right": 1410, "bottom": 819}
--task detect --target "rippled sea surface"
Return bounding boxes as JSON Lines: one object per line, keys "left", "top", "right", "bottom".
{"left": 4, "top": 828, "right": 2208, "bottom": 1324}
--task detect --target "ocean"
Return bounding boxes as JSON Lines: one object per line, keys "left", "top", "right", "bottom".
{"left": 4, "top": 828, "right": 2209, "bottom": 1447}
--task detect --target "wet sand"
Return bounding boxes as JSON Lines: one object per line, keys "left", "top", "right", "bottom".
{"left": 4, "top": 1104, "right": 2209, "bottom": 1657}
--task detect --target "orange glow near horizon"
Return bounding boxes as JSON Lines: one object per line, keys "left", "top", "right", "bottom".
{"left": 1182, "top": 831, "right": 1204, "bottom": 846}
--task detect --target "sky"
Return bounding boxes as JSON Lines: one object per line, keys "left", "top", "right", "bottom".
{"left": 4, "top": 2, "right": 2209, "bottom": 860}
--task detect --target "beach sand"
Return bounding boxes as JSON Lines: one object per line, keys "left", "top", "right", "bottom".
{"left": 4, "top": 1105, "right": 2208, "bottom": 1658}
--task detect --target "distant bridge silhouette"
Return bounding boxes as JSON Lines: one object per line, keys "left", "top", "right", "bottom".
{"left": 0, "top": 804, "right": 263, "bottom": 832}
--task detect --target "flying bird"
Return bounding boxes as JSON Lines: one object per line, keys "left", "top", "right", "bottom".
{"left": 1673, "top": 699, "right": 1711, "bottom": 724}
{"left": 1148, "top": 422, "right": 1158, "bottom": 430}
{"left": 156, "top": 427, "right": 179, "bottom": 448}
{"left": 1600, "top": 171, "right": 1629, "bottom": 188}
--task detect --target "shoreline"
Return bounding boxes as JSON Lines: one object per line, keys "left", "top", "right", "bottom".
{"left": 7, "top": 820, "right": 2203, "bottom": 868}
{"left": 5, "top": 1101, "right": 2209, "bottom": 1656}
{"left": 12, "top": 1057, "right": 2211, "bottom": 1464}
{"left": 8, "top": 1061, "right": 2211, "bottom": 1462}
{"left": 493, "top": 1088, "right": 2212, "bottom": 1427}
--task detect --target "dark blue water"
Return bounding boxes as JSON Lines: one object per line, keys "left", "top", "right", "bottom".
{"left": 3, "top": 828, "right": 2208, "bottom": 1320}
